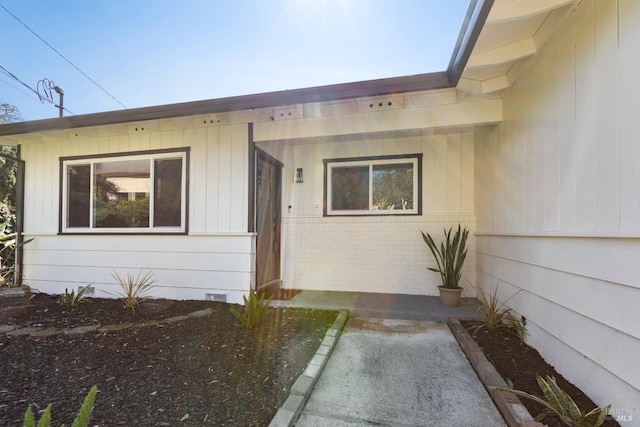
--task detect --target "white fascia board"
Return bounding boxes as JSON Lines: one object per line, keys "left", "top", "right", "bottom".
{"left": 253, "top": 99, "right": 501, "bottom": 142}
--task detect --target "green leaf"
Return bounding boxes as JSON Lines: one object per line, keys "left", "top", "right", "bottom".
{"left": 71, "top": 385, "right": 98, "bottom": 427}
{"left": 36, "top": 405, "right": 51, "bottom": 427}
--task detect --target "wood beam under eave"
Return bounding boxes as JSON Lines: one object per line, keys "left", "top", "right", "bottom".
{"left": 253, "top": 99, "right": 502, "bottom": 142}
{"left": 487, "top": 0, "right": 574, "bottom": 24}
{"left": 466, "top": 38, "right": 537, "bottom": 68}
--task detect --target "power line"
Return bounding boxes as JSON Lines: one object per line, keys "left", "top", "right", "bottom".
{"left": 0, "top": 3, "right": 127, "bottom": 109}
{"left": 0, "top": 77, "right": 42, "bottom": 103}
{"left": 0, "top": 64, "right": 75, "bottom": 115}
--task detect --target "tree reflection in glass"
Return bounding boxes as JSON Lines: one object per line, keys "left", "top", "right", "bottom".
{"left": 93, "top": 160, "right": 150, "bottom": 228}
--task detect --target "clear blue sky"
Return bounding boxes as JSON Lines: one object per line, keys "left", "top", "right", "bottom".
{"left": 0, "top": 1, "right": 469, "bottom": 122}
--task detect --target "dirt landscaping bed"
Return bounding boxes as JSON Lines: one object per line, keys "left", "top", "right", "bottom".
{"left": 0, "top": 293, "right": 338, "bottom": 426}
{"left": 461, "top": 321, "right": 619, "bottom": 427}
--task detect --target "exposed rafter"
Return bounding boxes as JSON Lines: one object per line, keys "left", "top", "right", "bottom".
{"left": 466, "top": 38, "right": 537, "bottom": 68}
{"left": 487, "top": 0, "right": 574, "bottom": 24}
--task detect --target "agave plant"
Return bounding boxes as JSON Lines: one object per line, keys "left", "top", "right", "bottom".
{"left": 420, "top": 224, "right": 469, "bottom": 289}
{"left": 467, "top": 284, "right": 527, "bottom": 342}
{"left": 111, "top": 270, "right": 157, "bottom": 313}
{"left": 493, "top": 375, "right": 610, "bottom": 427}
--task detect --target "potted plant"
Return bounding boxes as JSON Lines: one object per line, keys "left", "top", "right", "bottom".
{"left": 420, "top": 224, "right": 469, "bottom": 307}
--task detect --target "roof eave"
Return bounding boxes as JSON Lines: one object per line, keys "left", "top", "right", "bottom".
{"left": 0, "top": 0, "right": 493, "bottom": 138}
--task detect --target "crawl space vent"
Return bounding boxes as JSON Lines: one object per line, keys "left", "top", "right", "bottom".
{"left": 205, "top": 293, "right": 227, "bottom": 303}
{"left": 79, "top": 285, "right": 95, "bottom": 296}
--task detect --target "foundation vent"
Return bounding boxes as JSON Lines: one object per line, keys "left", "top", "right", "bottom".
{"left": 79, "top": 286, "right": 95, "bottom": 296}
{"left": 205, "top": 293, "right": 228, "bottom": 303}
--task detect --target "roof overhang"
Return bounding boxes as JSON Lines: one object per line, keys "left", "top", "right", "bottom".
{"left": 0, "top": 0, "right": 494, "bottom": 139}
{"left": 458, "top": 0, "right": 580, "bottom": 97}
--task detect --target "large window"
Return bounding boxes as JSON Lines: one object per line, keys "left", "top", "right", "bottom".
{"left": 61, "top": 149, "right": 188, "bottom": 233}
{"left": 324, "top": 154, "right": 422, "bottom": 216}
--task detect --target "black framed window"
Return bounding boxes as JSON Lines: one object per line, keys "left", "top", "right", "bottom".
{"left": 61, "top": 148, "right": 188, "bottom": 233}
{"left": 324, "top": 154, "right": 422, "bottom": 216}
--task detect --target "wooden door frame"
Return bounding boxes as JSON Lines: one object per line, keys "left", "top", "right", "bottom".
{"left": 252, "top": 140, "right": 283, "bottom": 294}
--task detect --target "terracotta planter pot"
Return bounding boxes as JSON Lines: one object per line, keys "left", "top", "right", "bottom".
{"left": 438, "top": 286, "right": 462, "bottom": 307}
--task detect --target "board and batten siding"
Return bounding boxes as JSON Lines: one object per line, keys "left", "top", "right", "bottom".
{"left": 475, "top": 0, "right": 640, "bottom": 418}
{"left": 259, "top": 131, "right": 477, "bottom": 296}
{"left": 19, "top": 123, "right": 253, "bottom": 304}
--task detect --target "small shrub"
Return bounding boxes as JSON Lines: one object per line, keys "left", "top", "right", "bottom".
{"left": 111, "top": 270, "right": 156, "bottom": 313}
{"left": 57, "top": 285, "right": 92, "bottom": 308}
{"left": 492, "top": 375, "right": 610, "bottom": 427}
{"left": 467, "top": 284, "right": 527, "bottom": 341}
{"left": 23, "top": 385, "right": 98, "bottom": 427}
{"left": 230, "top": 287, "right": 272, "bottom": 329}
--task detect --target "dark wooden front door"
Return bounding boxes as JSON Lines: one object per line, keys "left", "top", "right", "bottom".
{"left": 255, "top": 151, "right": 282, "bottom": 295}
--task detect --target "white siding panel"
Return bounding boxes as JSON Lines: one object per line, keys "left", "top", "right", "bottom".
{"left": 477, "top": 240, "right": 640, "bottom": 409}
{"left": 474, "top": 0, "right": 640, "bottom": 415}
{"left": 447, "top": 133, "right": 462, "bottom": 213}
{"left": 23, "top": 234, "right": 255, "bottom": 304}
{"left": 574, "top": 0, "right": 596, "bottom": 230}
{"left": 618, "top": 0, "right": 640, "bottom": 230}
{"left": 593, "top": 0, "right": 619, "bottom": 231}
{"left": 217, "top": 125, "right": 232, "bottom": 231}
{"left": 187, "top": 127, "right": 207, "bottom": 232}
{"left": 205, "top": 126, "right": 220, "bottom": 232}
{"left": 433, "top": 135, "right": 448, "bottom": 213}
{"left": 230, "top": 124, "right": 247, "bottom": 232}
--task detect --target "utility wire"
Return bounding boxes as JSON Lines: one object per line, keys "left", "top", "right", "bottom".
{"left": 0, "top": 77, "right": 42, "bottom": 103}
{"left": 0, "top": 64, "right": 75, "bottom": 115}
{"left": 0, "top": 3, "right": 127, "bottom": 109}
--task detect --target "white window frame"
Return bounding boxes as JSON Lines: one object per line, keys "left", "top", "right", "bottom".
{"left": 61, "top": 149, "right": 188, "bottom": 234}
{"left": 325, "top": 154, "right": 421, "bottom": 216}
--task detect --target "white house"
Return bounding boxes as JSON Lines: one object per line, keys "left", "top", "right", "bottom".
{"left": 0, "top": 0, "right": 638, "bottom": 421}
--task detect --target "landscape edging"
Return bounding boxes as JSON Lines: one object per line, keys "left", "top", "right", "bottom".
{"left": 269, "top": 309, "right": 349, "bottom": 427}
{"left": 447, "top": 317, "right": 545, "bottom": 427}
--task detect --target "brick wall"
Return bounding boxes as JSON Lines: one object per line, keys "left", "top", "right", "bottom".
{"left": 281, "top": 214, "right": 475, "bottom": 296}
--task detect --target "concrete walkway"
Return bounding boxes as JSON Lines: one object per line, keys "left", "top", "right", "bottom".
{"left": 295, "top": 317, "right": 506, "bottom": 427}
{"left": 269, "top": 292, "right": 505, "bottom": 426}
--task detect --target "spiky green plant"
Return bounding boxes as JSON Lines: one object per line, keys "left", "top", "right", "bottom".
{"left": 230, "top": 287, "right": 272, "bottom": 329}
{"left": 420, "top": 224, "right": 469, "bottom": 289}
{"left": 111, "top": 270, "right": 156, "bottom": 313}
{"left": 22, "top": 385, "right": 97, "bottom": 427}
{"left": 493, "top": 375, "right": 610, "bottom": 427}
{"left": 467, "top": 284, "right": 527, "bottom": 342}
{"left": 57, "top": 285, "right": 92, "bottom": 308}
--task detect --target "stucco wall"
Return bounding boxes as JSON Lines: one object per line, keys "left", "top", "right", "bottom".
{"left": 267, "top": 131, "right": 477, "bottom": 296}
{"left": 474, "top": 0, "right": 640, "bottom": 419}
{"left": 19, "top": 122, "right": 253, "bottom": 304}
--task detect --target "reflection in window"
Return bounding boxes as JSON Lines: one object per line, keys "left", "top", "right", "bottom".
{"left": 154, "top": 158, "right": 182, "bottom": 227}
{"left": 372, "top": 163, "right": 413, "bottom": 211}
{"left": 66, "top": 165, "right": 90, "bottom": 227}
{"left": 331, "top": 166, "right": 369, "bottom": 211}
{"left": 93, "top": 160, "right": 150, "bottom": 228}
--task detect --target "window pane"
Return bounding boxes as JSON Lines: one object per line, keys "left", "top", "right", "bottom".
{"left": 372, "top": 163, "right": 413, "bottom": 210}
{"left": 67, "top": 165, "right": 90, "bottom": 227}
{"left": 331, "top": 166, "right": 369, "bottom": 210}
{"left": 154, "top": 158, "right": 182, "bottom": 227}
{"left": 93, "top": 160, "right": 150, "bottom": 228}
